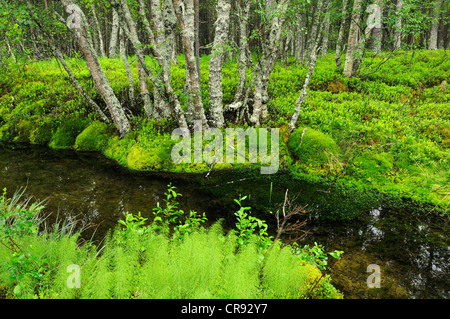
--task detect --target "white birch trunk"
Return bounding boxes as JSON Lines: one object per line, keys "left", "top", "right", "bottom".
{"left": 208, "top": 0, "right": 231, "bottom": 128}
{"left": 343, "top": 0, "right": 363, "bottom": 77}
{"left": 173, "top": 0, "right": 208, "bottom": 129}
{"left": 53, "top": 47, "right": 110, "bottom": 123}
{"left": 109, "top": 9, "right": 119, "bottom": 58}
{"left": 429, "top": 0, "right": 443, "bottom": 50}
{"left": 250, "top": 0, "right": 289, "bottom": 126}
{"left": 62, "top": 0, "right": 130, "bottom": 137}
{"left": 289, "top": 48, "right": 319, "bottom": 133}
{"left": 393, "top": 0, "right": 403, "bottom": 50}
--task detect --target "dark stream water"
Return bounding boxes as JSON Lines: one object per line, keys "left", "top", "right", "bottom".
{"left": 0, "top": 144, "right": 448, "bottom": 299}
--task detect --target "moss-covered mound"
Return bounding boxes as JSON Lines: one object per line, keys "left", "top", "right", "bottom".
{"left": 288, "top": 127, "right": 340, "bottom": 166}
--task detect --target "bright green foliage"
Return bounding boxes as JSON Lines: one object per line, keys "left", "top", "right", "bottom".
{"left": 74, "top": 121, "right": 112, "bottom": 151}
{"left": 49, "top": 118, "right": 89, "bottom": 149}
{"left": 289, "top": 127, "right": 340, "bottom": 167}
{"left": 0, "top": 186, "right": 342, "bottom": 299}
{"left": 0, "top": 51, "right": 448, "bottom": 212}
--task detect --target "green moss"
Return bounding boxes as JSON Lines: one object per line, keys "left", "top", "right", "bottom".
{"left": 49, "top": 118, "right": 89, "bottom": 149}
{"left": 75, "top": 121, "right": 112, "bottom": 151}
{"left": 126, "top": 144, "right": 164, "bottom": 171}
{"left": 30, "top": 117, "right": 57, "bottom": 145}
{"left": 288, "top": 127, "right": 340, "bottom": 167}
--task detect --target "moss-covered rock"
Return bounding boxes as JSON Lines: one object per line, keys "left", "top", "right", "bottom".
{"left": 288, "top": 127, "right": 340, "bottom": 167}
{"left": 75, "top": 121, "right": 112, "bottom": 151}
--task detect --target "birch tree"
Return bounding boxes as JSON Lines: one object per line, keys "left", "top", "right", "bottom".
{"left": 173, "top": 0, "right": 208, "bottom": 130}
{"left": 250, "top": 0, "right": 289, "bottom": 126}
{"left": 61, "top": 0, "right": 130, "bottom": 136}
{"left": 111, "top": 0, "right": 188, "bottom": 128}
{"left": 393, "top": 0, "right": 403, "bottom": 50}
{"left": 343, "top": 0, "right": 363, "bottom": 77}
{"left": 108, "top": 9, "right": 119, "bottom": 58}
{"left": 429, "top": 0, "right": 444, "bottom": 50}
{"left": 208, "top": 0, "right": 231, "bottom": 128}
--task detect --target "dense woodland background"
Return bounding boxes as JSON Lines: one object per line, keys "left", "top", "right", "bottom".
{"left": 1, "top": 0, "right": 449, "bottom": 135}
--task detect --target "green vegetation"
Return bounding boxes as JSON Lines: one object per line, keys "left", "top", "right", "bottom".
{"left": 0, "top": 186, "right": 342, "bottom": 299}
{"left": 0, "top": 50, "right": 448, "bottom": 214}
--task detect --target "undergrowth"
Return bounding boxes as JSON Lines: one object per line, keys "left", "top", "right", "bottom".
{"left": 0, "top": 186, "right": 343, "bottom": 299}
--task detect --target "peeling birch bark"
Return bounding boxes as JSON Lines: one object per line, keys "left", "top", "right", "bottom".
{"left": 208, "top": 0, "right": 231, "bottom": 128}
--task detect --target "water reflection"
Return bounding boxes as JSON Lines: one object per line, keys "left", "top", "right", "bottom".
{"left": 0, "top": 145, "right": 448, "bottom": 299}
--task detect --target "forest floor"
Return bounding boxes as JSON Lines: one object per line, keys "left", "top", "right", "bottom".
{"left": 0, "top": 50, "right": 449, "bottom": 215}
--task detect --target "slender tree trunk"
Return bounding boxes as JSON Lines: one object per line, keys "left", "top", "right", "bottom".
{"left": 109, "top": 9, "right": 119, "bottom": 58}
{"left": 232, "top": 0, "right": 251, "bottom": 103}
{"left": 173, "top": 0, "right": 208, "bottom": 129}
{"left": 194, "top": 0, "right": 201, "bottom": 80}
{"left": 208, "top": 0, "right": 231, "bottom": 128}
{"left": 305, "top": 0, "right": 324, "bottom": 64}
{"left": 53, "top": 47, "right": 110, "bottom": 123}
{"left": 112, "top": 0, "right": 187, "bottom": 128}
{"left": 61, "top": 0, "right": 130, "bottom": 136}
{"left": 393, "top": 0, "right": 403, "bottom": 50}
{"left": 343, "top": 0, "right": 362, "bottom": 77}
{"left": 429, "top": 0, "right": 443, "bottom": 50}
{"left": 372, "top": 0, "right": 383, "bottom": 53}
{"left": 250, "top": 0, "right": 289, "bottom": 126}
{"left": 91, "top": 4, "right": 106, "bottom": 57}
{"left": 119, "top": 27, "right": 134, "bottom": 110}
{"left": 289, "top": 47, "right": 319, "bottom": 133}
{"left": 321, "top": 3, "right": 331, "bottom": 57}
{"left": 335, "top": 0, "right": 349, "bottom": 68}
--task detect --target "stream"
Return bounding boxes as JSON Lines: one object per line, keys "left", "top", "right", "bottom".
{"left": 0, "top": 143, "right": 448, "bottom": 299}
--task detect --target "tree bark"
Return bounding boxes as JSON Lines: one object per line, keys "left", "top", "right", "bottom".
{"left": 232, "top": 0, "right": 251, "bottom": 103}
{"left": 343, "top": 0, "right": 362, "bottom": 77}
{"left": 289, "top": 47, "right": 319, "bottom": 133}
{"left": 119, "top": 27, "right": 135, "bottom": 110}
{"left": 372, "top": 0, "right": 383, "bottom": 53}
{"left": 321, "top": 3, "right": 331, "bottom": 57}
{"left": 61, "top": 0, "right": 130, "bottom": 137}
{"left": 393, "top": 0, "right": 403, "bottom": 50}
{"left": 429, "top": 0, "right": 443, "bottom": 50}
{"left": 109, "top": 9, "right": 119, "bottom": 58}
{"left": 250, "top": 0, "right": 289, "bottom": 126}
{"left": 208, "top": 0, "right": 231, "bottom": 128}
{"left": 173, "top": 0, "right": 208, "bottom": 129}
{"left": 112, "top": 0, "right": 187, "bottom": 128}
